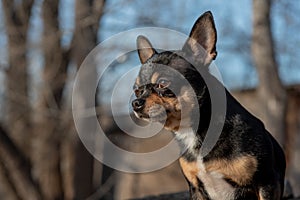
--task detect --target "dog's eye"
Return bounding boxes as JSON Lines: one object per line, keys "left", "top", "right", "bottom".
{"left": 157, "top": 78, "right": 170, "bottom": 89}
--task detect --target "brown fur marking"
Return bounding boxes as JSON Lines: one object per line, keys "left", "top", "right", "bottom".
{"left": 205, "top": 155, "right": 258, "bottom": 186}
{"left": 161, "top": 96, "right": 181, "bottom": 131}
{"left": 164, "top": 112, "right": 181, "bottom": 131}
{"left": 144, "top": 93, "right": 181, "bottom": 131}
{"left": 135, "top": 77, "right": 140, "bottom": 85}
{"left": 144, "top": 93, "right": 163, "bottom": 110}
{"left": 259, "top": 192, "right": 264, "bottom": 200}
{"left": 179, "top": 158, "right": 199, "bottom": 188}
{"left": 150, "top": 72, "right": 160, "bottom": 84}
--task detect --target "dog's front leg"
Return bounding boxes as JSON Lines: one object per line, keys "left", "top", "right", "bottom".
{"left": 188, "top": 181, "right": 210, "bottom": 200}
{"left": 179, "top": 158, "right": 210, "bottom": 200}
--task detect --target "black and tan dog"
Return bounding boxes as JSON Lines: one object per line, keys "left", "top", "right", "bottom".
{"left": 131, "top": 11, "right": 286, "bottom": 200}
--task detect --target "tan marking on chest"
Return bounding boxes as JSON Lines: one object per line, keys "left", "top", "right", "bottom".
{"left": 164, "top": 112, "right": 181, "bottom": 131}
{"left": 205, "top": 155, "right": 258, "bottom": 186}
{"left": 179, "top": 158, "right": 199, "bottom": 188}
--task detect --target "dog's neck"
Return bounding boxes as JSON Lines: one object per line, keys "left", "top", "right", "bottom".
{"left": 173, "top": 74, "right": 235, "bottom": 161}
{"left": 196, "top": 86, "right": 212, "bottom": 137}
{"left": 173, "top": 86, "right": 212, "bottom": 159}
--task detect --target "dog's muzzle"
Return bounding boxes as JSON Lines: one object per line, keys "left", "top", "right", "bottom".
{"left": 132, "top": 98, "right": 145, "bottom": 111}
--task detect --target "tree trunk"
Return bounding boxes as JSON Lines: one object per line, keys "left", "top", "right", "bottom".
{"left": 0, "top": 125, "right": 41, "bottom": 200}
{"left": 0, "top": 160, "right": 20, "bottom": 200}
{"left": 31, "top": 0, "right": 69, "bottom": 199}
{"left": 2, "top": 0, "right": 33, "bottom": 158}
{"left": 252, "top": 0, "right": 287, "bottom": 146}
{"left": 1, "top": 0, "right": 39, "bottom": 199}
{"left": 287, "top": 96, "right": 300, "bottom": 197}
{"left": 68, "top": 0, "right": 106, "bottom": 199}
{"left": 0, "top": 0, "right": 107, "bottom": 199}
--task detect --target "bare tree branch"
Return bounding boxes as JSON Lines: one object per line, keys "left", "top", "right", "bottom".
{"left": 67, "top": 0, "right": 106, "bottom": 199}
{"left": 1, "top": 1, "right": 35, "bottom": 198}
{"left": 0, "top": 125, "right": 41, "bottom": 200}
{"left": 0, "top": 159, "right": 22, "bottom": 200}
{"left": 71, "top": 0, "right": 105, "bottom": 65}
{"left": 86, "top": 172, "right": 116, "bottom": 200}
{"left": 1, "top": 0, "right": 34, "bottom": 154}
{"left": 31, "top": 0, "right": 70, "bottom": 199}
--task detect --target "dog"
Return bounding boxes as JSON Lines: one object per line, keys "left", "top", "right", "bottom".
{"left": 131, "top": 11, "right": 286, "bottom": 200}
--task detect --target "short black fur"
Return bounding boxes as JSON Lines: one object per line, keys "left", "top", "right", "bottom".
{"left": 132, "top": 11, "right": 286, "bottom": 200}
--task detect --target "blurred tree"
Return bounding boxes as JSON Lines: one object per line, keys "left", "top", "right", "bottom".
{"left": 71, "top": 0, "right": 105, "bottom": 199}
{"left": 2, "top": 0, "right": 33, "bottom": 159}
{"left": 287, "top": 95, "right": 300, "bottom": 196}
{"left": 31, "top": 0, "right": 68, "bottom": 199}
{"left": 1, "top": 0, "right": 39, "bottom": 199}
{"left": 252, "top": 0, "right": 300, "bottom": 196}
{"left": 252, "top": 0, "right": 287, "bottom": 145}
{"left": 0, "top": 0, "right": 106, "bottom": 199}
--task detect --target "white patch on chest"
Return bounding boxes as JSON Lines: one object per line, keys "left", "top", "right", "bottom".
{"left": 197, "top": 157, "right": 235, "bottom": 200}
{"left": 175, "top": 129, "right": 235, "bottom": 200}
{"left": 174, "top": 127, "right": 198, "bottom": 153}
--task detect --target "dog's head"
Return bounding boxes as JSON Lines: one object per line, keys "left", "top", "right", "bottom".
{"left": 132, "top": 11, "right": 217, "bottom": 131}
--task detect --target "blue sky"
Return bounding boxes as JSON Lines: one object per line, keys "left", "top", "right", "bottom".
{"left": 0, "top": 0, "right": 299, "bottom": 93}
{"left": 97, "top": 0, "right": 300, "bottom": 90}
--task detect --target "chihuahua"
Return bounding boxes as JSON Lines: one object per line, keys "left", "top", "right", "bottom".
{"left": 131, "top": 11, "right": 285, "bottom": 200}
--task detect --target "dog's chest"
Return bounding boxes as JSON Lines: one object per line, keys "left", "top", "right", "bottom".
{"left": 176, "top": 129, "right": 236, "bottom": 199}
{"left": 180, "top": 157, "right": 235, "bottom": 200}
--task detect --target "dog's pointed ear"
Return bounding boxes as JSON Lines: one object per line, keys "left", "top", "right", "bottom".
{"left": 182, "top": 11, "right": 217, "bottom": 66}
{"left": 137, "top": 35, "right": 157, "bottom": 64}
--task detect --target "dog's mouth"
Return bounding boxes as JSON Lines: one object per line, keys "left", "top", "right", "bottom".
{"left": 134, "top": 104, "right": 168, "bottom": 123}
{"left": 148, "top": 104, "right": 168, "bottom": 122}
{"left": 133, "top": 99, "right": 183, "bottom": 131}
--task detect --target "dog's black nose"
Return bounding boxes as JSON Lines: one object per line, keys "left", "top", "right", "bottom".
{"left": 132, "top": 99, "right": 145, "bottom": 111}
